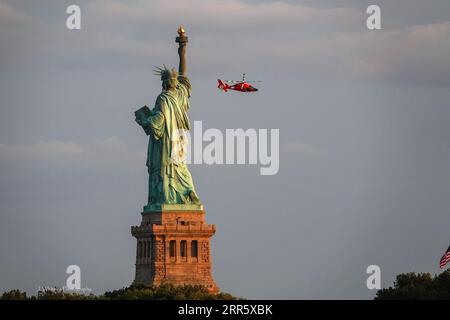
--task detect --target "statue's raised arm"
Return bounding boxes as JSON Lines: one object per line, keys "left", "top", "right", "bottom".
{"left": 176, "top": 26, "right": 188, "bottom": 75}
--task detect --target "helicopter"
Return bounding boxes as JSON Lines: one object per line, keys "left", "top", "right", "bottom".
{"left": 217, "top": 73, "right": 261, "bottom": 93}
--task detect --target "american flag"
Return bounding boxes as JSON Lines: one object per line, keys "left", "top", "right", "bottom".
{"left": 439, "top": 245, "right": 450, "bottom": 269}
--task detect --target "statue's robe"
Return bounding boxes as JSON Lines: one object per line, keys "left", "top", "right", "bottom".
{"left": 144, "top": 75, "right": 198, "bottom": 205}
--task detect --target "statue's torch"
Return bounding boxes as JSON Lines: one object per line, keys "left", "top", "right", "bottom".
{"left": 176, "top": 26, "right": 188, "bottom": 74}
{"left": 176, "top": 26, "right": 188, "bottom": 45}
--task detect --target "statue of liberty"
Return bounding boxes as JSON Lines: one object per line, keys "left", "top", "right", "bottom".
{"left": 135, "top": 27, "right": 201, "bottom": 210}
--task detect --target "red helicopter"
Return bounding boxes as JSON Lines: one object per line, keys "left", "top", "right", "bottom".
{"left": 217, "top": 73, "right": 261, "bottom": 93}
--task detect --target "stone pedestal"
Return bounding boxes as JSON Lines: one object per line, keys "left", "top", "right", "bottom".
{"left": 131, "top": 204, "right": 219, "bottom": 292}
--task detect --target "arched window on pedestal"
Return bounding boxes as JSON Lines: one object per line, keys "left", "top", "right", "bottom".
{"left": 138, "top": 241, "right": 142, "bottom": 261}
{"left": 169, "top": 240, "right": 176, "bottom": 261}
{"left": 180, "top": 240, "right": 187, "bottom": 261}
{"left": 191, "top": 240, "right": 198, "bottom": 262}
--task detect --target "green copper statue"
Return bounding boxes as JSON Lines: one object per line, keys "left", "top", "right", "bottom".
{"left": 135, "top": 27, "right": 201, "bottom": 210}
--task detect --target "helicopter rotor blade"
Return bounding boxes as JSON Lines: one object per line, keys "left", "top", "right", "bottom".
{"left": 224, "top": 80, "right": 261, "bottom": 83}
{"left": 221, "top": 75, "right": 262, "bottom": 84}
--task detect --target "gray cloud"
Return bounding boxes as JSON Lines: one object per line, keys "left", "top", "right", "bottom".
{"left": 0, "top": 137, "right": 145, "bottom": 170}
{"left": 3, "top": 0, "right": 449, "bottom": 85}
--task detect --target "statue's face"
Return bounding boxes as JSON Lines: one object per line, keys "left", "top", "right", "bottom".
{"left": 162, "top": 79, "right": 174, "bottom": 91}
{"left": 160, "top": 70, "right": 177, "bottom": 91}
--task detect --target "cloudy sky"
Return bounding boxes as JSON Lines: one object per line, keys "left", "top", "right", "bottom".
{"left": 1, "top": 0, "right": 450, "bottom": 299}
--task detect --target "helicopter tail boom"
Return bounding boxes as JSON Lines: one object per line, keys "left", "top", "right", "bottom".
{"left": 217, "top": 79, "right": 229, "bottom": 92}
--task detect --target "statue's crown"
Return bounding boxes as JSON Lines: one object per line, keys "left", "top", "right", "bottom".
{"left": 153, "top": 65, "right": 178, "bottom": 81}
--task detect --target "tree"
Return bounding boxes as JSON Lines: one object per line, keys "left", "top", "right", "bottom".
{"left": 375, "top": 270, "right": 450, "bottom": 300}
{"left": 102, "top": 284, "right": 238, "bottom": 300}
{"left": 0, "top": 284, "right": 239, "bottom": 300}
{"left": 1, "top": 289, "right": 28, "bottom": 300}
